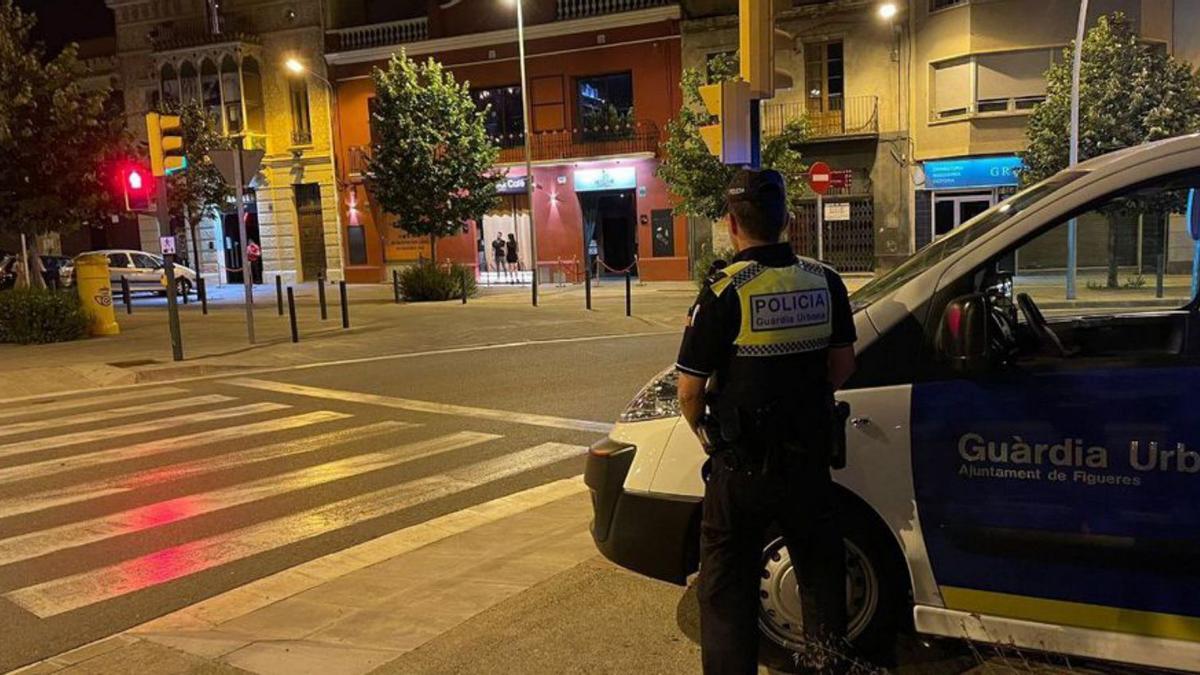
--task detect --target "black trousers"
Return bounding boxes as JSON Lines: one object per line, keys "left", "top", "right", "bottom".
{"left": 698, "top": 450, "right": 847, "bottom": 675}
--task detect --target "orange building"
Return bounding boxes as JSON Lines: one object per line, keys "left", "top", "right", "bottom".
{"left": 325, "top": 0, "right": 686, "bottom": 283}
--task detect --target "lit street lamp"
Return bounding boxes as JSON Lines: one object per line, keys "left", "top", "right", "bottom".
{"left": 505, "top": 0, "right": 539, "bottom": 307}
{"left": 285, "top": 57, "right": 343, "bottom": 279}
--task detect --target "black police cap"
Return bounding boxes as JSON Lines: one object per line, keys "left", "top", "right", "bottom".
{"left": 725, "top": 168, "right": 787, "bottom": 209}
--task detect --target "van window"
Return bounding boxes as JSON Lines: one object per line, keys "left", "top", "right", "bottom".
{"left": 851, "top": 171, "right": 1086, "bottom": 310}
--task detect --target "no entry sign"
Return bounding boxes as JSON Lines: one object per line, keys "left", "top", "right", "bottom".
{"left": 807, "top": 161, "right": 832, "bottom": 195}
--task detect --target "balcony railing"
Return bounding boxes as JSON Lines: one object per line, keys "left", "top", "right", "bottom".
{"left": 328, "top": 17, "right": 429, "bottom": 52}
{"left": 762, "top": 95, "right": 879, "bottom": 140}
{"left": 346, "top": 121, "right": 660, "bottom": 180}
{"left": 556, "top": 0, "right": 673, "bottom": 20}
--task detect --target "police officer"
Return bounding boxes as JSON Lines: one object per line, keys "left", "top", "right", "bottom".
{"left": 675, "top": 168, "right": 857, "bottom": 674}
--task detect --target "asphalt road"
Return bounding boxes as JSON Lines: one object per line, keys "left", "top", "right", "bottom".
{"left": 0, "top": 331, "right": 680, "bottom": 672}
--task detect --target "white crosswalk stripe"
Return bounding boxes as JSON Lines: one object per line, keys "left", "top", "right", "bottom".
{"left": 0, "top": 387, "right": 189, "bottom": 423}
{"left": 0, "top": 382, "right": 589, "bottom": 632}
{"left": 0, "top": 395, "right": 240, "bottom": 459}
{"left": 0, "top": 395, "right": 234, "bottom": 435}
{"left": 0, "top": 421, "right": 410, "bottom": 518}
{"left": 0, "top": 405, "right": 329, "bottom": 485}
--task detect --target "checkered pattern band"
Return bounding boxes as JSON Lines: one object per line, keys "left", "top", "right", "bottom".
{"left": 729, "top": 262, "right": 766, "bottom": 289}
{"left": 794, "top": 256, "right": 827, "bottom": 277}
{"left": 734, "top": 337, "right": 831, "bottom": 356}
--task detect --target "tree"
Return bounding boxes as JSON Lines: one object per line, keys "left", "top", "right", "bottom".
{"left": 164, "top": 102, "right": 234, "bottom": 272}
{"left": 368, "top": 52, "right": 501, "bottom": 260}
{"left": 657, "top": 52, "right": 810, "bottom": 223}
{"left": 1020, "top": 13, "right": 1200, "bottom": 287}
{"left": 0, "top": 0, "right": 131, "bottom": 287}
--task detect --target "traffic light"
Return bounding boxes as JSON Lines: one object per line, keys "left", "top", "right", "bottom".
{"left": 122, "top": 165, "right": 151, "bottom": 211}
{"left": 146, "top": 111, "right": 187, "bottom": 176}
{"left": 740, "top": 0, "right": 794, "bottom": 99}
{"left": 698, "top": 79, "right": 752, "bottom": 165}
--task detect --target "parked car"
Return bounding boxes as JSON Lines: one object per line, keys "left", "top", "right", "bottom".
{"left": 588, "top": 135, "right": 1200, "bottom": 673}
{"left": 0, "top": 254, "right": 72, "bottom": 289}
{"left": 0, "top": 255, "right": 14, "bottom": 290}
{"left": 77, "top": 249, "right": 196, "bottom": 296}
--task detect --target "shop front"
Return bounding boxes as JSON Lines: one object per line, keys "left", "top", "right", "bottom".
{"left": 916, "top": 155, "right": 1023, "bottom": 250}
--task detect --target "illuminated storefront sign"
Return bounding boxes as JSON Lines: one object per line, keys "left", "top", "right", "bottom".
{"left": 574, "top": 167, "right": 637, "bottom": 192}
{"left": 923, "top": 156, "right": 1023, "bottom": 190}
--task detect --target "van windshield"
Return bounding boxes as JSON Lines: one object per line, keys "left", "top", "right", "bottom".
{"left": 850, "top": 170, "right": 1087, "bottom": 311}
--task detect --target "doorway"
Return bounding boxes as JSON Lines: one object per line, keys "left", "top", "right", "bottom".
{"left": 223, "top": 191, "right": 260, "bottom": 284}
{"left": 932, "top": 191, "right": 993, "bottom": 239}
{"left": 296, "top": 184, "right": 328, "bottom": 281}
{"left": 580, "top": 189, "right": 637, "bottom": 276}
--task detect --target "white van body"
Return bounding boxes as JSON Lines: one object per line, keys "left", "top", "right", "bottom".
{"left": 586, "top": 135, "right": 1200, "bottom": 672}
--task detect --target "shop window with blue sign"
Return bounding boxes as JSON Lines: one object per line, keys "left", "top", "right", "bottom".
{"left": 577, "top": 73, "right": 633, "bottom": 140}
{"left": 924, "top": 156, "right": 1022, "bottom": 190}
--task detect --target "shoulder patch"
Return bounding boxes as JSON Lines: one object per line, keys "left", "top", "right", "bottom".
{"left": 793, "top": 255, "right": 828, "bottom": 277}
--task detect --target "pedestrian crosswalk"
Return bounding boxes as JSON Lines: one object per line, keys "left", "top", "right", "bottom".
{"left": 0, "top": 381, "right": 589, "bottom": 644}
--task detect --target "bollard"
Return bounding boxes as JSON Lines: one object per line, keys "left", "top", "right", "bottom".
{"left": 1156, "top": 253, "right": 1165, "bottom": 299}
{"left": 461, "top": 269, "right": 468, "bottom": 304}
{"left": 198, "top": 277, "right": 208, "bottom": 315}
{"left": 392, "top": 269, "right": 401, "bottom": 304}
{"left": 339, "top": 280, "right": 349, "bottom": 328}
{"left": 121, "top": 276, "right": 132, "bottom": 314}
{"left": 318, "top": 272, "right": 328, "bottom": 320}
{"left": 275, "top": 275, "right": 284, "bottom": 316}
{"left": 286, "top": 286, "right": 299, "bottom": 343}
{"left": 180, "top": 280, "right": 189, "bottom": 305}
{"left": 625, "top": 271, "right": 632, "bottom": 317}
{"left": 585, "top": 268, "right": 592, "bottom": 310}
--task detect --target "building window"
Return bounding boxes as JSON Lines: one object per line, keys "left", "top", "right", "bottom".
{"left": 804, "top": 41, "right": 844, "bottom": 114}
{"left": 932, "top": 57, "right": 972, "bottom": 118}
{"left": 931, "top": 0, "right": 966, "bottom": 9}
{"left": 160, "top": 63, "right": 180, "bottom": 107}
{"left": 221, "top": 56, "right": 242, "bottom": 134}
{"left": 975, "top": 49, "right": 1053, "bottom": 113}
{"left": 576, "top": 72, "right": 633, "bottom": 138}
{"left": 471, "top": 85, "right": 524, "bottom": 148}
{"left": 290, "top": 78, "right": 312, "bottom": 146}
{"left": 932, "top": 50, "right": 1054, "bottom": 119}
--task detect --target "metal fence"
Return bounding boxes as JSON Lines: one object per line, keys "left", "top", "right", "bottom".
{"left": 790, "top": 198, "right": 876, "bottom": 273}
{"left": 761, "top": 95, "right": 879, "bottom": 139}
{"left": 494, "top": 121, "right": 661, "bottom": 163}
{"left": 327, "top": 17, "right": 429, "bottom": 52}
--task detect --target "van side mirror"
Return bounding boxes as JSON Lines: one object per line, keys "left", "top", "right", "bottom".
{"left": 937, "top": 294, "right": 993, "bottom": 373}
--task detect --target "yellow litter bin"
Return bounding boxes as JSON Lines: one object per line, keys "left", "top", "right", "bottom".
{"left": 74, "top": 254, "right": 119, "bottom": 336}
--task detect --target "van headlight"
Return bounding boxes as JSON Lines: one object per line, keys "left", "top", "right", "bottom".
{"left": 619, "top": 367, "right": 681, "bottom": 423}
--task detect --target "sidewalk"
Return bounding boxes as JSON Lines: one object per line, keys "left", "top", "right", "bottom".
{"left": 0, "top": 280, "right": 695, "bottom": 399}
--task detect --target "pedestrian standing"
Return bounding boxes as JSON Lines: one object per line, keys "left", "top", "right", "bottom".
{"left": 491, "top": 233, "right": 506, "bottom": 279}
{"left": 505, "top": 233, "right": 519, "bottom": 283}
{"left": 675, "top": 169, "right": 858, "bottom": 675}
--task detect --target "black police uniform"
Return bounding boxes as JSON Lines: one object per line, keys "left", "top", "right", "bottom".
{"left": 676, "top": 239, "right": 856, "bottom": 674}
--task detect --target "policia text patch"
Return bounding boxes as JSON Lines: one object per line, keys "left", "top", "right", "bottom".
{"left": 749, "top": 289, "right": 830, "bottom": 331}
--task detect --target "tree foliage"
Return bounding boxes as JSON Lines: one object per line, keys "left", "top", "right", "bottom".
{"left": 1021, "top": 13, "right": 1200, "bottom": 185}
{"left": 164, "top": 102, "right": 234, "bottom": 259}
{"left": 1020, "top": 13, "right": 1200, "bottom": 286}
{"left": 0, "top": 0, "right": 130, "bottom": 244}
{"left": 368, "top": 52, "right": 501, "bottom": 259}
{"left": 657, "top": 52, "right": 810, "bottom": 222}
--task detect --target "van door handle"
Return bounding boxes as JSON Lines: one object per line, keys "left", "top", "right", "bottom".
{"left": 850, "top": 417, "right": 871, "bottom": 428}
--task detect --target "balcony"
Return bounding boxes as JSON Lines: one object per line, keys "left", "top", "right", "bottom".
{"left": 346, "top": 121, "right": 661, "bottom": 181}
{"left": 556, "top": 0, "right": 674, "bottom": 20}
{"left": 327, "top": 17, "right": 429, "bottom": 52}
{"left": 762, "top": 95, "right": 879, "bottom": 140}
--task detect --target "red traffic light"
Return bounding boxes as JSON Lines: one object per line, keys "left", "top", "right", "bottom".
{"left": 127, "top": 168, "right": 144, "bottom": 191}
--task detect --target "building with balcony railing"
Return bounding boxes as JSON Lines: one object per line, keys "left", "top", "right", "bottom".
{"left": 101, "top": 0, "right": 344, "bottom": 287}
{"left": 325, "top": 0, "right": 686, "bottom": 282}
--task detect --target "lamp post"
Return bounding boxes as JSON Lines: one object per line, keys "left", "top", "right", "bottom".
{"left": 1065, "top": 0, "right": 1089, "bottom": 300}
{"left": 507, "top": 0, "right": 538, "bottom": 306}
{"left": 286, "top": 57, "right": 343, "bottom": 281}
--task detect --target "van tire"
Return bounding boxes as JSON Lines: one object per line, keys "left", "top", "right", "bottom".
{"left": 756, "top": 506, "right": 907, "bottom": 672}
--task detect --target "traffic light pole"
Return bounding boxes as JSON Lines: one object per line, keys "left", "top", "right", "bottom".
{"left": 157, "top": 177, "right": 184, "bottom": 361}
{"left": 749, "top": 101, "right": 762, "bottom": 169}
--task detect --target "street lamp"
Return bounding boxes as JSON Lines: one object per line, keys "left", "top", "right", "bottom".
{"left": 505, "top": 0, "right": 539, "bottom": 306}
{"left": 285, "top": 57, "right": 343, "bottom": 280}
{"left": 878, "top": 2, "right": 897, "bottom": 20}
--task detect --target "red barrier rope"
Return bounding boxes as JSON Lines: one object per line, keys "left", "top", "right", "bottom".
{"left": 595, "top": 255, "right": 638, "bottom": 275}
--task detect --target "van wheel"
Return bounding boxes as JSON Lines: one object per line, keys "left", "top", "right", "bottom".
{"left": 757, "top": 509, "right": 906, "bottom": 671}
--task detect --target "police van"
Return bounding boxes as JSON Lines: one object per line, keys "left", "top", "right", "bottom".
{"left": 585, "top": 135, "right": 1200, "bottom": 672}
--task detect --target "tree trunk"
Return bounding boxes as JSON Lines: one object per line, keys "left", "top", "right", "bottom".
{"left": 430, "top": 234, "right": 438, "bottom": 265}
{"left": 27, "top": 237, "right": 47, "bottom": 290}
{"left": 1106, "top": 213, "right": 1120, "bottom": 289}
{"left": 187, "top": 205, "right": 202, "bottom": 273}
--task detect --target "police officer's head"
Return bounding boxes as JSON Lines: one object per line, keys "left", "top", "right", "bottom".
{"left": 725, "top": 168, "right": 788, "bottom": 250}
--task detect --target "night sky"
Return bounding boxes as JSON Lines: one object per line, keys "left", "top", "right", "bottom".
{"left": 16, "top": 0, "right": 115, "bottom": 55}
